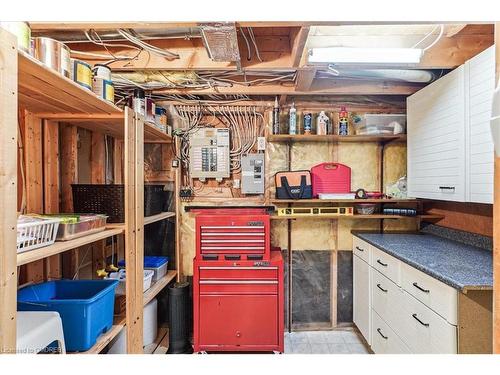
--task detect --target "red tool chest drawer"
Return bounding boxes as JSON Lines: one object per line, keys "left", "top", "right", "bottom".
{"left": 199, "top": 266, "right": 278, "bottom": 280}
{"left": 198, "top": 295, "right": 278, "bottom": 347}
{"left": 199, "top": 280, "right": 278, "bottom": 295}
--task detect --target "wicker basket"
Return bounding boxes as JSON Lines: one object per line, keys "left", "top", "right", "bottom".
{"left": 72, "top": 184, "right": 167, "bottom": 223}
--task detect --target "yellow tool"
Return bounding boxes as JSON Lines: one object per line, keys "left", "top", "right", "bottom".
{"left": 277, "top": 206, "right": 354, "bottom": 217}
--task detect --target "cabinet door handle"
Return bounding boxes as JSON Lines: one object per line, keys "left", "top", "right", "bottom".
{"left": 376, "top": 283, "right": 388, "bottom": 293}
{"left": 412, "top": 313, "right": 430, "bottom": 327}
{"left": 377, "top": 328, "right": 388, "bottom": 340}
{"left": 355, "top": 246, "right": 364, "bottom": 252}
{"left": 413, "top": 282, "right": 430, "bottom": 293}
{"left": 439, "top": 186, "right": 455, "bottom": 190}
{"left": 377, "top": 259, "right": 388, "bottom": 267}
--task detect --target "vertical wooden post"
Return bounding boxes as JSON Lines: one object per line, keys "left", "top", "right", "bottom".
{"left": 90, "top": 132, "right": 106, "bottom": 276}
{"left": 493, "top": 23, "right": 500, "bottom": 354}
{"left": 0, "top": 29, "right": 18, "bottom": 354}
{"left": 60, "top": 124, "right": 79, "bottom": 278}
{"left": 43, "top": 120, "right": 61, "bottom": 279}
{"left": 125, "top": 108, "right": 144, "bottom": 353}
{"left": 22, "top": 112, "right": 45, "bottom": 283}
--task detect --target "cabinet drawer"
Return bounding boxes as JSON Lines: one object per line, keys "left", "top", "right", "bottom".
{"left": 352, "top": 236, "right": 371, "bottom": 263}
{"left": 371, "top": 268, "right": 405, "bottom": 326}
{"left": 400, "top": 262, "right": 458, "bottom": 325}
{"left": 397, "top": 291, "right": 457, "bottom": 354}
{"left": 370, "top": 247, "right": 400, "bottom": 285}
{"left": 371, "top": 309, "right": 411, "bottom": 354}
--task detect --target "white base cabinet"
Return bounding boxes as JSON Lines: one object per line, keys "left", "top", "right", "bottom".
{"left": 353, "top": 235, "right": 458, "bottom": 354}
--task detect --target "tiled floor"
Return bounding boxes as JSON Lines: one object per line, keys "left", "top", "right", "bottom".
{"left": 284, "top": 329, "right": 371, "bottom": 354}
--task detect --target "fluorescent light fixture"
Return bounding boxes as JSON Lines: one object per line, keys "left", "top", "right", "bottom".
{"left": 308, "top": 47, "right": 423, "bottom": 65}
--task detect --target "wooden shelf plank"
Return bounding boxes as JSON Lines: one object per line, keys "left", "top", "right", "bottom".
{"left": 267, "top": 134, "right": 407, "bottom": 143}
{"left": 18, "top": 51, "right": 123, "bottom": 116}
{"left": 144, "top": 212, "right": 176, "bottom": 225}
{"left": 270, "top": 214, "right": 444, "bottom": 220}
{"left": 78, "top": 315, "right": 125, "bottom": 354}
{"left": 17, "top": 228, "right": 124, "bottom": 266}
{"left": 270, "top": 198, "right": 419, "bottom": 204}
{"left": 144, "top": 122, "right": 173, "bottom": 143}
{"left": 143, "top": 270, "right": 177, "bottom": 306}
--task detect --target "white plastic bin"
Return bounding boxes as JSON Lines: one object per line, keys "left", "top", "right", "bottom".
{"left": 355, "top": 114, "right": 406, "bottom": 135}
{"left": 106, "top": 269, "right": 154, "bottom": 295}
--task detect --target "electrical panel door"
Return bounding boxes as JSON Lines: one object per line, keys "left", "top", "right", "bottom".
{"left": 189, "top": 128, "right": 230, "bottom": 181}
{"left": 241, "top": 153, "right": 265, "bottom": 194}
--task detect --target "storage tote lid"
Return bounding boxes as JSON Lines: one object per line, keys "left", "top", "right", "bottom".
{"left": 118, "top": 256, "right": 169, "bottom": 268}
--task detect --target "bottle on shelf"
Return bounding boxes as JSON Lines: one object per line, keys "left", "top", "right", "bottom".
{"left": 272, "top": 96, "right": 280, "bottom": 135}
{"left": 338, "top": 106, "right": 349, "bottom": 136}
{"left": 303, "top": 112, "right": 312, "bottom": 134}
{"left": 316, "top": 111, "right": 329, "bottom": 135}
{"left": 289, "top": 102, "right": 297, "bottom": 135}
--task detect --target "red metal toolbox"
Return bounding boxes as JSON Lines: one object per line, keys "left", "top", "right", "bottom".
{"left": 193, "top": 250, "right": 284, "bottom": 353}
{"left": 194, "top": 208, "right": 271, "bottom": 261}
{"left": 311, "top": 162, "right": 351, "bottom": 197}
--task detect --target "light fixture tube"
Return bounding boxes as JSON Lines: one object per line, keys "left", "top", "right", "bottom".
{"left": 308, "top": 47, "right": 423, "bottom": 65}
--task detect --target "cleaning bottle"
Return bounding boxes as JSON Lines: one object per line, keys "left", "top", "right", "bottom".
{"left": 339, "top": 106, "right": 349, "bottom": 136}
{"left": 316, "top": 111, "right": 329, "bottom": 135}
{"left": 273, "top": 96, "right": 280, "bottom": 135}
{"left": 289, "top": 102, "right": 297, "bottom": 135}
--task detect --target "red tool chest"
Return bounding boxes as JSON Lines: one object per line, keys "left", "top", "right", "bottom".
{"left": 192, "top": 208, "right": 284, "bottom": 353}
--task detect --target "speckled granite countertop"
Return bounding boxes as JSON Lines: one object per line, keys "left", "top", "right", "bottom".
{"left": 353, "top": 232, "right": 493, "bottom": 292}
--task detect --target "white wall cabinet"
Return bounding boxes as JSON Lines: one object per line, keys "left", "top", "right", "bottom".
{"left": 407, "top": 46, "right": 495, "bottom": 203}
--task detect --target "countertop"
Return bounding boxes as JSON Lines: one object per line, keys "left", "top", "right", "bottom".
{"left": 353, "top": 232, "right": 493, "bottom": 292}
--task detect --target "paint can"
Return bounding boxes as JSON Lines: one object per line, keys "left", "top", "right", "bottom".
{"left": 92, "top": 64, "right": 112, "bottom": 81}
{"left": 33, "top": 37, "right": 71, "bottom": 78}
{"left": 303, "top": 113, "right": 312, "bottom": 134}
{"left": 0, "top": 21, "right": 31, "bottom": 53}
{"left": 70, "top": 58, "right": 92, "bottom": 90}
{"left": 92, "top": 77, "right": 115, "bottom": 103}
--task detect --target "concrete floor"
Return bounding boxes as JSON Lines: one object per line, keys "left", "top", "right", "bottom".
{"left": 284, "top": 329, "right": 371, "bottom": 354}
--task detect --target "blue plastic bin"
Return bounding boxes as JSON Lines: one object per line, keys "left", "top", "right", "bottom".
{"left": 118, "top": 256, "right": 169, "bottom": 268}
{"left": 17, "top": 279, "right": 119, "bottom": 352}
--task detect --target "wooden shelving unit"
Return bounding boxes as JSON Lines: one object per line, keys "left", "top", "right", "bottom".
{"left": 0, "top": 32, "right": 179, "bottom": 354}
{"left": 267, "top": 134, "right": 407, "bottom": 143}
{"left": 17, "top": 228, "right": 124, "bottom": 266}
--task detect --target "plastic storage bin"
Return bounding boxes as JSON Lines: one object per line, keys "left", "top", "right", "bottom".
{"left": 118, "top": 256, "right": 169, "bottom": 282}
{"left": 107, "top": 269, "right": 154, "bottom": 295}
{"left": 17, "top": 215, "right": 61, "bottom": 253}
{"left": 355, "top": 114, "right": 406, "bottom": 135}
{"left": 17, "top": 279, "right": 119, "bottom": 352}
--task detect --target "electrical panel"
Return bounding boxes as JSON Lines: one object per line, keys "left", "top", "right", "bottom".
{"left": 189, "top": 128, "right": 230, "bottom": 181}
{"left": 241, "top": 153, "right": 265, "bottom": 194}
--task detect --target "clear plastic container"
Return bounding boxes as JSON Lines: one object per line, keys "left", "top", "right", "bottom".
{"left": 355, "top": 114, "right": 406, "bottom": 135}
{"left": 107, "top": 269, "right": 154, "bottom": 295}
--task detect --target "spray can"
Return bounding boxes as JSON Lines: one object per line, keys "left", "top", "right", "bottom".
{"left": 316, "top": 111, "right": 329, "bottom": 135}
{"left": 303, "top": 113, "right": 312, "bottom": 134}
{"left": 339, "top": 106, "right": 349, "bottom": 135}
{"left": 272, "top": 96, "right": 280, "bottom": 135}
{"left": 132, "top": 88, "right": 146, "bottom": 116}
{"left": 289, "top": 103, "right": 297, "bottom": 135}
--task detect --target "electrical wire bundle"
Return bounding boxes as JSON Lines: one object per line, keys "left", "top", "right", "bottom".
{"left": 171, "top": 105, "right": 265, "bottom": 191}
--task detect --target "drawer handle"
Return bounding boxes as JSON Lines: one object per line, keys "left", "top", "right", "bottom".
{"left": 412, "top": 313, "right": 430, "bottom": 327}
{"left": 376, "top": 283, "right": 388, "bottom": 293}
{"left": 376, "top": 259, "right": 388, "bottom": 267}
{"left": 355, "top": 246, "right": 364, "bottom": 252}
{"left": 439, "top": 186, "right": 455, "bottom": 190}
{"left": 412, "top": 282, "right": 430, "bottom": 293}
{"left": 377, "top": 328, "right": 388, "bottom": 340}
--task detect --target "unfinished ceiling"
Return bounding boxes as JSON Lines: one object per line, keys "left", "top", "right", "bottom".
{"left": 30, "top": 22, "right": 494, "bottom": 107}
